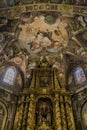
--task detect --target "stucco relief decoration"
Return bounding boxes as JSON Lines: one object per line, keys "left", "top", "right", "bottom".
{"left": 17, "top": 12, "right": 69, "bottom": 53}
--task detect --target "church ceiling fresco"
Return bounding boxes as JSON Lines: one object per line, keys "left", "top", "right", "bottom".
{"left": 0, "top": 11, "right": 87, "bottom": 67}
{"left": 0, "top": 11, "right": 86, "bottom": 56}
{"left": 17, "top": 12, "right": 68, "bottom": 53}
{"left": 0, "top": 2, "right": 87, "bottom": 90}
{"left": 0, "top": 3, "right": 87, "bottom": 130}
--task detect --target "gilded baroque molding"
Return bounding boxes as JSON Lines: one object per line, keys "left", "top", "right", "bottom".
{"left": 0, "top": 4, "right": 87, "bottom": 18}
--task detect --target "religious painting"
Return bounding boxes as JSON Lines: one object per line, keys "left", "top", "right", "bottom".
{"left": 82, "top": 102, "right": 87, "bottom": 130}
{"left": 74, "top": 67, "right": 86, "bottom": 84}
{"left": 39, "top": 68, "right": 51, "bottom": 87}
{"left": 40, "top": 76, "right": 49, "bottom": 87}
{"left": 17, "top": 12, "right": 69, "bottom": 54}
{"left": 1, "top": 66, "right": 17, "bottom": 86}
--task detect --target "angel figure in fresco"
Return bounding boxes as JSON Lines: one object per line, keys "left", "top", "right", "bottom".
{"left": 30, "top": 32, "right": 52, "bottom": 52}
{"left": 77, "top": 16, "right": 86, "bottom": 28}
{"left": 18, "top": 12, "right": 69, "bottom": 53}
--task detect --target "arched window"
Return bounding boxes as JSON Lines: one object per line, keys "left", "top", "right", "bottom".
{"left": 74, "top": 67, "right": 86, "bottom": 84}
{"left": 82, "top": 102, "right": 87, "bottom": 130}
{"left": 0, "top": 102, "right": 7, "bottom": 130}
{"left": 1, "top": 66, "right": 17, "bottom": 86}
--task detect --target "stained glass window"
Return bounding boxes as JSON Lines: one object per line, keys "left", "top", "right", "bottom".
{"left": 82, "top": 102, "right": 87, "bottom": 130}
{"left": 74, "top": 67, "right": 86, "bottom": 84}
{"left": 2, "top": 66, "right": 17, "bottom": 86}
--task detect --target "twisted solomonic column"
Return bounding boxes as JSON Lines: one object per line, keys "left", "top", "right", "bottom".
{"left": 60, "top": 96, "right": 67, "bottom": 130}
{"left": 13, "top": 96, "right": 25, "bottom": 130}
{"left": 64, "top": 96, "right": 76, "bottom": 130}
{"left": 54, "top": 94, "right": 62, "bottom": 130}
{"left": 26, "top": 94, "right": 35, "bottom": 130}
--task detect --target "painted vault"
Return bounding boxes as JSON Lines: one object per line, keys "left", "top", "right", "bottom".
{"left": 0, "top": 1, "right": 87, "bottom": 130}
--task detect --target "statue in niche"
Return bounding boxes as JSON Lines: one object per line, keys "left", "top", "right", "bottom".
{"left": 36, "top": 102, "right": 52, "bottom": 125}
{"left": 26, "top": 62, "right": 36, "bottom": 86}
{"left": 52, "top": 60, "right": 66, "bottom": 87}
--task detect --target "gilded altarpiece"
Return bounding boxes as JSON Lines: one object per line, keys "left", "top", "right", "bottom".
{"left": 13, "top": 62, "right": 76, "bottom": 130}
{"left": 0, "top": 1, "right": 87, "bottom": 130}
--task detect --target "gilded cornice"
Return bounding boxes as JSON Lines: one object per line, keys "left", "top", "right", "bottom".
{"left": 0, "top": 4, "right": 87, "bottom": 18}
